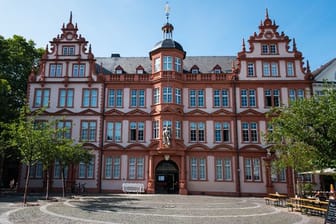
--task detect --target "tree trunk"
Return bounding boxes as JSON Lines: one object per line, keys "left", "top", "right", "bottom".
{"left": 23, "top": 165, "right": 30, "bottom": 204}
{"left": 0, "top": 151, "right": 4, "bottom": 187}
{"left": 45, "top": 169, "right": 50, "bottom": 200}
{"left": 61, "top": 167, "right": 65, "bottom": 197}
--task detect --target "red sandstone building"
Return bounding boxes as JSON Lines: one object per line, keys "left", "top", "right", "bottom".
{"left": 23, "top": 9, "right": 313, "bottom": 196}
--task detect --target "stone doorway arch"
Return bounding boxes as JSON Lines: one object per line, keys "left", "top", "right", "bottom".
{"left": 155, "top": 160, "right": 179, "bottom": 194}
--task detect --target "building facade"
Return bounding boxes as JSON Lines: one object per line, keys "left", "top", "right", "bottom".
{"left": 22, "top": 10, "right": 314, "bottom": 196}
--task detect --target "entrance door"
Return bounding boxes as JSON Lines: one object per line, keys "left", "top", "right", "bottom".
{"left": 155, "top": 160, "right": 179, "bottom": 194}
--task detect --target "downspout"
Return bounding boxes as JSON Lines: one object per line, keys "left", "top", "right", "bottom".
{"left": 233, "top": 76, "right": 241, "bottom": 196}
{"left": 98, "top": 69, "right": 106, "bottom": 193}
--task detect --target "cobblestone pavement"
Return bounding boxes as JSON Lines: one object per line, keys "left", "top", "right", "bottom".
{"left": 0, "top": 193, "right": 325, "bottom": 224}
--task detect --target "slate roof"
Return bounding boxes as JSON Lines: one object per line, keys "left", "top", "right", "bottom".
{"left": 95, "top": 56, "right": 236, "bottom": 74}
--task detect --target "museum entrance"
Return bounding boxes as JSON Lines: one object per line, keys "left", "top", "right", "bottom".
{"left": 155, "top": 160, "right": 179, "bottom": 194}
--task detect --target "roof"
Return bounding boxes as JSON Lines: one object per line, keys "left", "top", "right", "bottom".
{"left": 95, "top": 56, "right": 236, "bottom": 74}
{"left": 151, "top": 39, "right": 184, "bottom": 52}
{"left": 312, "top": 58, "right": 336, "bottom": 81}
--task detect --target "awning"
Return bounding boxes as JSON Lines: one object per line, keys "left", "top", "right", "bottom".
{"left": 299, "top": 168, "right": 336, "bottom": 175}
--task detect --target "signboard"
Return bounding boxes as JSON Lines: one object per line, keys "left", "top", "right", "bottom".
{"left": 325, "top": 199, "right": 336, "bottom": 224}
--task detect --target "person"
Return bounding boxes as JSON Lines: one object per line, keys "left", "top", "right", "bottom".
{"left": 163, "top": 127, "right": 171, "bottom": 146}
{"left": 9, "top": 178, "right": 15, "bottom": 189}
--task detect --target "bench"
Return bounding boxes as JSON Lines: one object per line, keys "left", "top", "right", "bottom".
{"left": 300, "top": 205, "right": 327, "bottom": 216}
{"left": 264, "top": 197, "right": 280, "bottom": 206}
{"left": 122, "top": 183, "right": 145, "bottom": 193}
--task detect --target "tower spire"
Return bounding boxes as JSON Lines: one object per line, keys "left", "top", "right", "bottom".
{"left": 162, "top": 2, "right": 174, "bottom": 39}
{"left": 69, "top": 11, "right": 72, "bottom": 24}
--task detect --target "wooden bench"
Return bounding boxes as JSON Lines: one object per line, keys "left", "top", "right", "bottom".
{"left": 122, "top": 183, "right": 145, "bottom": 193}
{"left": 300, "top": 205, "right": 327, "bottom": 216}
{"left": 264, "top": 197, "right": 280, "bottom": 206}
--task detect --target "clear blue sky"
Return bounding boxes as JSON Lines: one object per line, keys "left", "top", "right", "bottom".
{"left": 1, "top": 0, "right": 335, "bottom": 71}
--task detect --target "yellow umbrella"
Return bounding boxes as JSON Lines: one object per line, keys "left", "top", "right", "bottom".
{"left": 330, "top": 184, "right": 334, "bottom": 193}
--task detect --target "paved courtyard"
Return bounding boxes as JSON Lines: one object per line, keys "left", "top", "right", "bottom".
{"left": 0, "top": 194, "right": 325, "bottom": 224}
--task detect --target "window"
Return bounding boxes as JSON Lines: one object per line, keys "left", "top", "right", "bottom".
{"left": 189, "top": 89, "right": 205, "bottom": 107}
{"left": 72, "top": 64, "right": 85, "bottom": 77}
{"left": 175, "top": 88, "right": 182, "bottom": 104}
{"left": 163, "top": 87, "right": 172, "bottom": 103}
{"left": 115, "top": 68, "right": 123, "bottom": 74}
{"left": 130, "top": 121, "right": 145, "bottom": 142}
{"left": 80, "top": 121, "right": 97, "bottom": 142}
{"left": 57, "top": 120, "right": 72, "bottom": 139}
{"left": 298, "top": 173, "right": 313, "bottom": 183}
{"left": 247, "top": 62, "right": 255, "bottom": 77}
{"left": 106, "top": 121, "right": 121, "bottom": 142}
{"left": 190, "top": 157, "right": 207, "bottom": 180}
{"left": 104, "top": 157, "right": 121, "bottom": 179}
{"left": 240, "top": 89, "right": 256, "bottom": 107}
{"left": 214, "top": 69, "right": 221, "bottom": 74}
{"left": 289, "top": 89, "right": 304, "bottom": 102}
{"left": 214, "top": 122, "right": 230, "bottom": 143}
{"left": 175, "top": 57, "right": 182, "bottom": 72}
{"left": 263, "top": 63, "right": 270, "bottom": 76}
{"left": 152, "top": 120, "right": 160, "bottom": 139}
{"left": 154, "top": 58, "right": 161, "bottom": 72}
{"left": 29, "top": 161, "right": 43, "bottom": 178}
{"left": 163, "top": 56, "right": 173, "bottom": 71}
{"left": 136, "top": 69, "right": 144, "bottom": 74}
{"left": 82, "top": 89, "right": 98, "bottom": 107}
{"left": 153, "top": 87, "right": 160, "bottom": 105}
{"left": 191, "top": 68, "right": 199, "bottom": 74}
{"left": 79, "top": 156, "right": 94, "bottom": 179}
{"left": 130, "top": 89, "right": 145, "bottom": 107}
{"left": 264, "top": 89, "right": 280, "bottom": 107}
{"left": 107, "top": 89, "right": 123, "bottom": 108}
{"left": 262, "top": 45, "right": 269, "bottom": 54}
{"left": 242, "top": 122, "right": 258, "bottom": 143}
{"left": 215, "top": 158, "right": 232, "bottom": 181}
{"left": 53, "top": 160, "right": 68, "bottom": 179}
{"left": 175, "top": 121, "right": 181, "bottom": 139}
{"left": 213, "top": 89, "right": 229, "bottom": 107}
{"left": 49, "top": 64, "right": 62, "bottom": 77}
{"left": 34, "top": 89, "right": 50, "bottom": 108}
{"left": 58, "top": 89, "right": 74, "bottom": 108}
{"left": 271, "top": 63, "right": 278, "bottom": 76}
{"left": 271, "top": 165, "right": 286, "bottom": 182}
{"left": 263, "top": 62, "right": 278, "bottom": 77}
{"left": 287, "top": 62, "right": 294, "bottom": 76}
{"left": 62, "top": 46, "right": 75, "bottom": 55}
{"left": 261, "top": 44, "right": 277, "bottom": 54}
{"left": 244, "top": 158, "right": 261, "bottom": 181}
{"left": 128, "top": 157, "right": 145, "bottom": 180}
{"left": 190, "top": 122, "right": 205, "bottom": 142}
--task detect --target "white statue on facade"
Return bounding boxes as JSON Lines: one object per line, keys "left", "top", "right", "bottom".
{"left": 162, "top": 127, "right": 171, "bottom": 146}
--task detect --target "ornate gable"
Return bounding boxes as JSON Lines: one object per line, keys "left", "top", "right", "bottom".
{"left": 211, "top": 109, "right": 234, "bottom": 116}
{"left": 105, "top": 109, "right": 125, "bottom": 116}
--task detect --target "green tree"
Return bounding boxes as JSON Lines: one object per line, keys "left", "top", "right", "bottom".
{"left": 267, "top": 87, "right": 336, "bottom": 176}
{"left": 0, "top": 35, "right": 43, "bottom": 121}
{"left": 4, "top": 107, "right": 45, "bottom": 204}
{"left": 55, "top": 138, "right": 91, "bottom": 197}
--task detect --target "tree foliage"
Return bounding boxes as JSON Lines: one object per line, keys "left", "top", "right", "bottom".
{"left": 2, "top": 106, "right": 92, "bottom": 203}
{"left": 0, "top": 35, "right": 43, "bottom": 121}
{"left": 267, "top": 87, "right": 336, "bottom": 173}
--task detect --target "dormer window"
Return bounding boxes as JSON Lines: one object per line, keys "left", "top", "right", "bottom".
{"left": 62, "top": 46, "right": 75, "bottom": 56}
{"left": 115, "top": 65, "right": 124, "bottom": 74}
{"left": 213, "top": 65, "right": 222, "bottom": 74}
{"left": 191, "top": 65, "right": 199, "bottom": 74}
{"left": 191, "top": 69, "right": 199, "bottom": 74}
{"left": 136, "top": 65, "right": 144, "bottom": 74}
